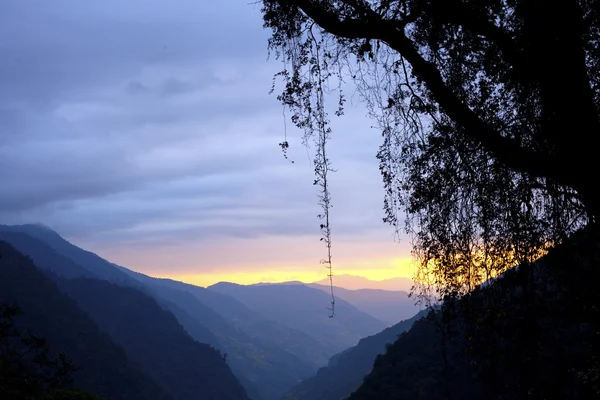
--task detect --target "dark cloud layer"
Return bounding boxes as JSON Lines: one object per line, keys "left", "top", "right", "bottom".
{"left": 0, "top": 0, "right": 402, "bottom": 275}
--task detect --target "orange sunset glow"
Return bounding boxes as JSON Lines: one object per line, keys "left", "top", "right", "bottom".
{"left": 83, "top": 235, "right": 416, "bottom": 289}
{"left": 160, "top": 259, "right": 415, "bottom": 288}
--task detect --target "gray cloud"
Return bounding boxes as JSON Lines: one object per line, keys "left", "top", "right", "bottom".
{"left": 0, "top": 0, "right": 402, "bottom": 274}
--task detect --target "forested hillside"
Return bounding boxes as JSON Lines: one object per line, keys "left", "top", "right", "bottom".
{"left": 59, "top": 278, "right": 249, "bottom": 400}
{"left": 0, "top": 225, "right": 330, "bottom": 400}
{"left": 284, "top": 310, "right": 427, "bottom": 400}
{"left": 0, "top": 241, "right": 170, "bottom": 400}
{"left": 349, "top": 233, "right": 600, "bottom": 399}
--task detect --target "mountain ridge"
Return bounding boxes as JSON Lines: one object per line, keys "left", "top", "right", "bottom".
{"left": 283, "top": 309, "right": 428, "bottom": 400}
{"left": 0, "top": 224, "right": 321, "bottom": 400}
{"left": 209, "top": 282, "right": 388, "bottom": 354}
{"left": 0, "top": 240, "right": 171, "bottom": 400}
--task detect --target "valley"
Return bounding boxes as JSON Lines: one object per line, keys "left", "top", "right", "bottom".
{"left": 0, "top": 224, "right": 421, "bottom": 400}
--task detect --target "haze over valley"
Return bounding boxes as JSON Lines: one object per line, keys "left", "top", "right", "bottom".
{"left": 0, "top": 224, "right": 420, "bottom": 400}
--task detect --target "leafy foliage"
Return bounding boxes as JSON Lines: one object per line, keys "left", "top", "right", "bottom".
{"left": 260, "top": 0, "right": 600, "bottom": 303}
{"left": 347, "top": 231, "right": 600, "bottom": 399}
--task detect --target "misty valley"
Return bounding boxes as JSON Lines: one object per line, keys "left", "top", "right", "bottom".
{"left": 0, "top": 224, "right": 422, "bottom": 400}
{"left": 2, "top": 223, "right": 599, "bottom": 400}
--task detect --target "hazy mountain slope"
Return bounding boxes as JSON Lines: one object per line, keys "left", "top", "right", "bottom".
{"left": 0, "top": 230, "right": 99, "bottom": 279}
{"left": 314, "top": 275, "right": 414, "bottom": 292}
{"left": 309, "top": 284, "right": 420, "bottom": 325}
{"left": 146, "top": 276, "right": 331, "bottom": 367}
{"left": 1, "top": 224, "right": 325, "bottom": 400}
{"left": 284, "top": 310, "right": 427, "bottom": 400}
{"left": 0, "top": 241, "right": 169, "bottom": 400}
{"left": 0, "top": 224, "right": 138, "bottom": 286}
{"left": 59, "top": 278, "right": 249, "bottom": 400}
{"left": 119, "top": 267, "right": 316, "bottom": 400}
{"left": 209, "top": 282, "right": 388, "bottom": 354}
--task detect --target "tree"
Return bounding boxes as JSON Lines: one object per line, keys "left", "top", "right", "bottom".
{"left": 260, "top": 0, "right": 600, "bottom": 302}
{"left": 0, "top": 303, "right": 105, "bottom": 400}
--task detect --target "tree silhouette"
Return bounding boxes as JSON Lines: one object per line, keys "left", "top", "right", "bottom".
{"left": 0, "top": 303, "right": 104, "bottom": 400}
{"left": 260, "top": 0, "right": 600, "bottom": 301}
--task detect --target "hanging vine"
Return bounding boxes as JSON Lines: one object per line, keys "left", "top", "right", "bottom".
{"left": 268, "top": 11, "right": 344, "bottom": 316}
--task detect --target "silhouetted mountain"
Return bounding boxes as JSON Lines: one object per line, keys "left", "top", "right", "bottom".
{"left": 4, "top": 224, "right": 412, "bottom": 400}
{"left": 313, "top": 275, "right": 414, "bottom": 292}
{"left": 119, "top": 269, "right": 318, "bottom": 400}
{"left": 0, "top": 224, "right": 138, "bottom": 286}
{"left": 348, "top": 233, "right": 600, "bottom": 399}
{"left": 0, "top": 241, "right": 169, "bottom": 400}
{"left": 283, "top": 310, "right": 427, "bottom": 400}
{"left": 58, "top": 278, "right": 249, "bottom": 400}
{"left": 0, "top": 226, "right": 313, "bottom": 400}
{"left": 0, "top": 230, "right": 99, "bottom": 279}
{"left": 309, "top": 284, "right": 420, "bottom": 325}
{"left": 209, "top": 282, "right": 388, "bottom": 354}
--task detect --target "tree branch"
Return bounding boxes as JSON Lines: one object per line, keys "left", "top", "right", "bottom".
{"left": 288, "top": 0, "right": 569, "bottom": 185}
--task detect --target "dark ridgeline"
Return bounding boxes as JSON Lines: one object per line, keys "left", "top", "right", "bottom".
{"left": 118, "top": 268, "right": 318, "bottom": 400}
{"left": 348, "top": 233, "right": 600, "bottom": 400}
{"left": 0, "top": 232, "right": 251, "bottom": 400}
{"left": 0, "top": 241, "right": 171, "bottom": 400}
{"left": 0, "top": 224, "right": 141, "bottom": 285}
{"left": 58, "top": 278, "right": 249, "bottom": 400}
{"left": 0, "top": 224, "right": 327, "bottom": 400}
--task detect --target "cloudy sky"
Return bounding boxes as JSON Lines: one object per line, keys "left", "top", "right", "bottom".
{"left": 0, "top": 0, "right": 413, "bottom": 286}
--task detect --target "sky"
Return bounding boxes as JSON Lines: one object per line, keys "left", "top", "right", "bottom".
{"left": 0, "top": 0, "right": 414, "bottom": 287}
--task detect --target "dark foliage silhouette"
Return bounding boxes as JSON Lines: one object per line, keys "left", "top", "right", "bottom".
{"left": 259, "top": 0, "right": 600, "bottom": 303}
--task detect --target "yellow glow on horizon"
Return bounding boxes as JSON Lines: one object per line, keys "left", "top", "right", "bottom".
{"left": 157, "top": 256, "right": 416, "bottom": 288}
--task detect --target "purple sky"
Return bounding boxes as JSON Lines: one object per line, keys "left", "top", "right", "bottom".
{"left": 0, "top": 0, "right": 412, "bottom": 286}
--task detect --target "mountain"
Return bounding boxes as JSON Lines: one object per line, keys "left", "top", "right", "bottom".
{"left": 348, "top": 233, "right": 600, "bottom": 399}
{"left": 0, "top": 241, "right": 170, "bottom": 400}
{"left": 0, "top": 225, "right": 316, "bottom": 400}
{"left": 0, "top": 230, "right": 99, "bottom": 280}
{"left": 309, "top": 283, "right": 421, "bottom": 325}
{"left": 0, "top": 224, "right": 138, "bottom": 286}
{"left": 58, "top": 278, "right": 249, "bottom": 400}
{"left": 209, "top": 282, "right": 389, "bottom": 354}
{"left": 119, "top": 269, "right": 319, "bottom": 400}
{"left": 144, "top": 275, "right": 332, "bottom": 368}
{"left": 313, "top": 275, "right": 414, "bottom": 292}
{"left": 283, "top": 310, "right": 427, "bottom": 400}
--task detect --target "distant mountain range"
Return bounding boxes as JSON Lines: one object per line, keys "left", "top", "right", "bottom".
{"left": 256, "top": 281, "right": 421, "bottom": 326}
{"left": 0, "top": 224, "right": 423, "bottom": 400}
{"left": 308, "top": 283, "right": 421, "bottom": 325}
{"left": 313, "top": 274, "right": 414, "bottom": 292}
{"left": 210, "top": 282, "right": 388, "bottom": 354}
